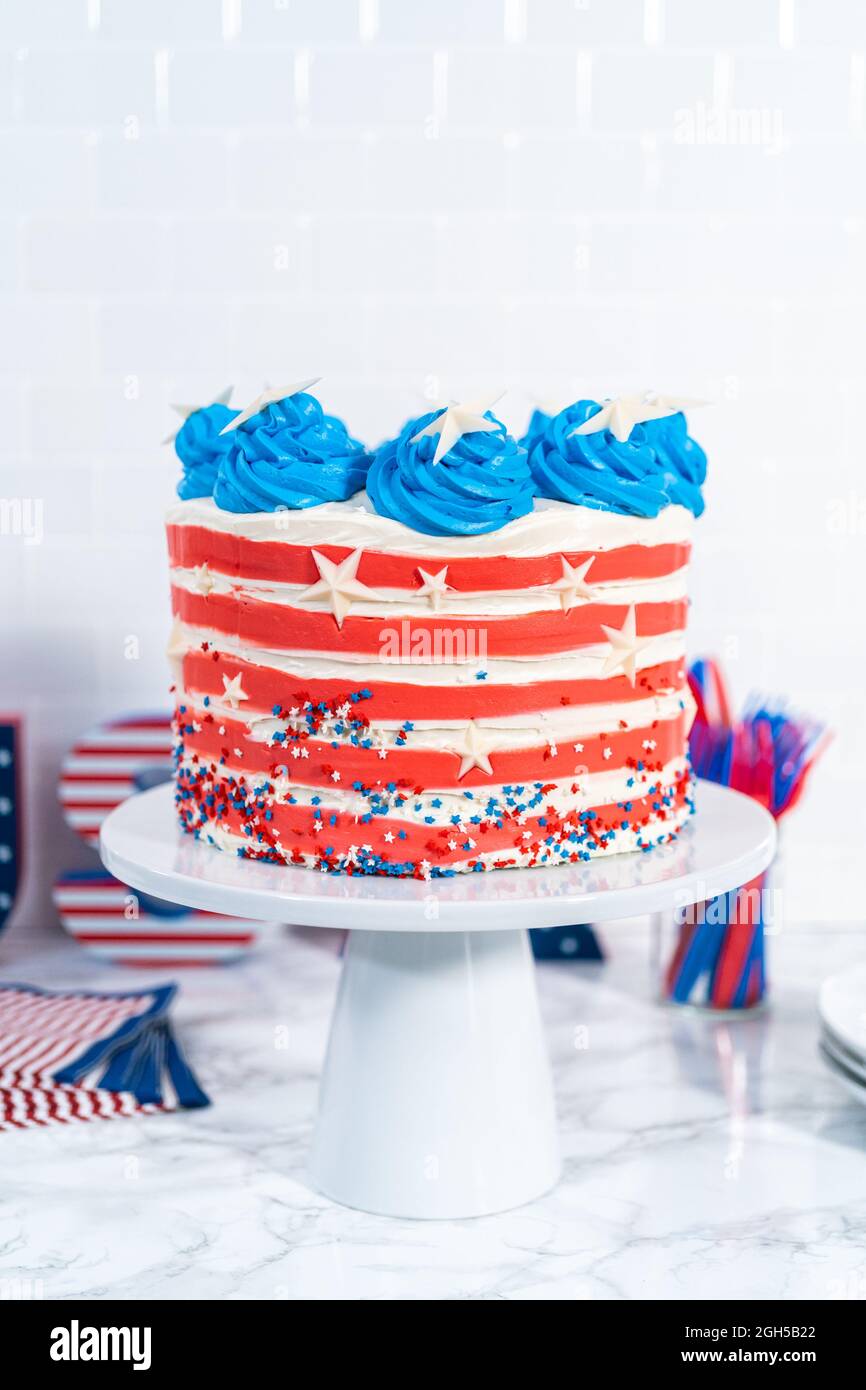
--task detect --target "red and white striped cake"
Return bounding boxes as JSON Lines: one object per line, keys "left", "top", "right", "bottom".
{"left": 166, "top": 494, "right": 696, "bottom": 878}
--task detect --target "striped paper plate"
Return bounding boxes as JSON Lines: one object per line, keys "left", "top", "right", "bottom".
{"left": 53, "top": 869, "right": 264, "bottom": 967}
{"left": 59, "top": 713, "right": 174, "bottom": 848}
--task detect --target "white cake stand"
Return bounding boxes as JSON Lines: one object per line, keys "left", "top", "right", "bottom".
{"left": 100, "top": 780, "right": 775, "bottom": 1220}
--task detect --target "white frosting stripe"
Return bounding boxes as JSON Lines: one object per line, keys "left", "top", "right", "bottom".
{"left": 170, "top": 619, "right": 687, "bottom": 685}
{"left": 166, "top": 494, "right": 694, "bottom": 557}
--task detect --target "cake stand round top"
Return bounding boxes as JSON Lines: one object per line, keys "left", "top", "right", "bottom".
{"left": 99, "top": 781, "right": 775, "bottom": 931}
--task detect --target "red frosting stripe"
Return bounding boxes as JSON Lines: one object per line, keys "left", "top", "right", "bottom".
{"left": 179, "top": 706, "right": 689, "bottom": 791}
{"left": 167, "top": 524, "right": 690, "bottom": 591}
{"left": 171, "top": 587, "right": 686, "bottom": 657}
{"left": 180, "top": 649, "right": 686, "bottom": 717}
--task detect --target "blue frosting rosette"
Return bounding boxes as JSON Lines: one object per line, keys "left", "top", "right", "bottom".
{"left": 213, "top": 391, "right": 370, "bottom": 513}
{"left": 367, "top": 407, "right": 534, "bottom": 537}
{"left": 527, "top": 399, "right": 706, "bottom": 518}
{"left": 518, "top": 407, "right": 553, "bottom": 455}
{"left": 175, "top": 402, "right": 239, "bottom": 500}
{"left": 640, "top": 411, "right": 707, "bottom": 518}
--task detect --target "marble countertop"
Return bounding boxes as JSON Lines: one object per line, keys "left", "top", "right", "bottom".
{"left": 1, "top": 918, "right": 865, "bottom": 1301}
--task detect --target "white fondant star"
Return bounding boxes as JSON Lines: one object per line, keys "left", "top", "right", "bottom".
{"left": 574, "top": 392, "right": 705, "bottom": 444}
{"left": 644, "top": 391, "right": 708, "bottom": 416}
{"left": 550, "top": 555, "right": 596, "bottom": 612}
{"left": 222, "top": 673, "right": 249, "bottom": 709}
{"left": 599, "top": 604, "right": 655, "bottom": 687}
{"left": 573, "top": 395, "right": 656, "bottom": 444}
{"left": 456, "top": 721, "right": 496, "bottom": 779}
{"left": 411, "top": 394, "right": 503, "bottom": 466}
{"left": 220, "top": 377, "right": 322, "bottom": 435}
{"left": 416, "top": 565, "right": 451, "bottom": 611}
{"left": 192, "top": 562, "right": 215, "bottom": 596}
{"left": 162, "top": 385, "right": 233, "bottom": 444}
{"left": 300, "top": 548, "right": 374, "bottom": 628}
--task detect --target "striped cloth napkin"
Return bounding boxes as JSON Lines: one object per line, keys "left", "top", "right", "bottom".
{"left": 0, "top": 981, "right": 209, "bottom": 1130}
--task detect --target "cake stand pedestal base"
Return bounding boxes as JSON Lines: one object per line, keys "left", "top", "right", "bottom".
{"left": 311, "top": 927, "right": 559, "bottom": 1219}
{"left": 99, "top": 781, "right": 776, "bottom": 1220}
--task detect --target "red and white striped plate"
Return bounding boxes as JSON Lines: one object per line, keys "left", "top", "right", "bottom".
{"left": 59, "top": 712, "right": 175, "bottom": 849}
{"left": 53, "top": 870, "right": 263, "bottom": 968}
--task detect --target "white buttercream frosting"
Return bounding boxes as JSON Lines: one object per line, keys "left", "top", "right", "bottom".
{"left": 166, "top": 494, "right": 694, "bottom": 558}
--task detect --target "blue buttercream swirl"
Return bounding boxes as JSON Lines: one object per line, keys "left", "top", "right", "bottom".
{"left": 640, "top": 411, "right": 707, "bottom": 517}
{"left": 519, "top": 407, "right": 553, "bottom": 454}
{"left": 527, "top": 400, "right": 706, "bottom": 518}
{"left": 213, "top": 392, "right": 370, "bottom": 513}
{"left": 367, "top": 408, "right": 534, "bottom": 537}
{"left": 175, "top": 402, "right": 239, "bottom": 500}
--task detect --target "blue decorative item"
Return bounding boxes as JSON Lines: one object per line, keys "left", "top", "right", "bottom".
{"left": 530, "top": 925, "right": 604, "bottom": 961}
{"left": 0, "top": 720, "right": 20, "bottom": 938}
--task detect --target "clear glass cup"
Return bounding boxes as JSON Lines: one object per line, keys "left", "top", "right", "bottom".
{"left": 652, "top": 853, "right": 781, "bottom": 1014}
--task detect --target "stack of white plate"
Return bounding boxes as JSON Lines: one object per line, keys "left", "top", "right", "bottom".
{"left": 819, "top": 964, "right": 866, "bottom": 1103}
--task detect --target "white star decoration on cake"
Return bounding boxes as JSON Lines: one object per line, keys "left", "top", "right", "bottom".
{"left": 574, "top": 392, "right": 706, "bottom": 444}
{"left": 645, "top": 391, "right": 707, "bottom": 416}
{"left": 220, "top": 378, "right": 322, "bottom": 435}
{"left": 191, "top": 562, "right": 215, "bottom": 596}
{"left": 416, "top": 565, "right": 451, "bottom": 611}
{"left": 550, "top": 555, "right": 596, "bottom": 612}
{"left": 599, "top": 604, "right": 655, "bottom": 687}
{"left": 161, "top": 385, "right": 233, "bottom": 444}
{"left": 456, "top": 721, "right": 497, "bottom": 779}
{"left": 300, "top": 548, "right": 374, "bottom": 628}
{"left": 222, "top": 673, "right": 249, "bottom": 709}
{"left": 410, "top": 394, "right": 503, "bottom": 466}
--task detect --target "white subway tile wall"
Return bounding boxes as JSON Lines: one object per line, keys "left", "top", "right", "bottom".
{"left": 1, "top": 0, "right": 862, "bottom": 926}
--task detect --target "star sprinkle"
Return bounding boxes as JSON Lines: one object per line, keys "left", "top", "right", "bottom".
{"left": 456, "top": 721, "right": 496, "bottom": 779}
{"left": 574, "top": 392, "right": 705, "bottom": 444}
{"left": 222, "top": 673, "right": 249, "bottom": 709}
{"left": 191, "top": 562, "right": 215, "bottom": 596}
{"left": 299, "top": 548, "right": 375, "bottom": 628}
{"left": 599, "top": 604, "right": 655, "bottom": 687}
{"left": 550, "top": 555, "right": 596, "bottom": 612}
{"left": 220, "top": 378, "right": 322, "bottom": 435}
{"left": 416, "top": 565, "right": 451, "bottom": 611}
{"left": 410, "top": 394, "right": 503, "bottom": 466}
{"left": 161, "top": 385, "right": 233, "bottom": 444}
